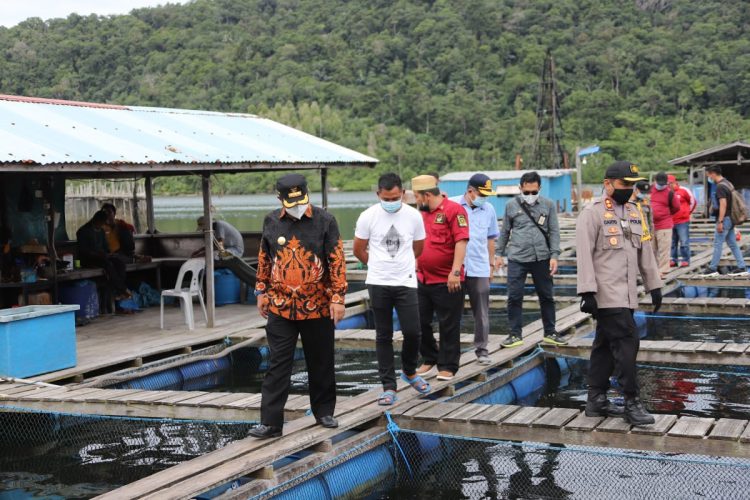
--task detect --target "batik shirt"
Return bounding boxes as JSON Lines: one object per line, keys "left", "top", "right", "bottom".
{"left": 255, "top": 204, "right": 347, "bottom": 320}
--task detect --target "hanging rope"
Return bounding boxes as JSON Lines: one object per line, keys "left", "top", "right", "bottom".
{"left": 385, "top": 411, "right": 413, "bottom": 478}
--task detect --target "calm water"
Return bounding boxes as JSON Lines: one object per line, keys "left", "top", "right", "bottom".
{"left": 152, "top": 191, "right": 376, "bottom": 239}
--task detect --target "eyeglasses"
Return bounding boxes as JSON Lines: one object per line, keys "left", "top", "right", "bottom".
{"left": 522, "top": 190, "right": 539, "bottom": 195}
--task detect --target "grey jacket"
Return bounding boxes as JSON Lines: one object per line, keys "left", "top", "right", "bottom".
{"left": 497, "top": 196, "right": 560, "bottom": 262}
{"left": 576, "top": 196, "right": 663, "bottom": 309}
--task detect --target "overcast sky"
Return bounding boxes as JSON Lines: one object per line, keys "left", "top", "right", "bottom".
{"left": 0, "top": 0, "right": 191, "bottom": 28}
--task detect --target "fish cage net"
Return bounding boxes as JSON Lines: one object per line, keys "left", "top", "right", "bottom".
{"left": 251, "top": 427, "right": 750, "bottom": 500}
{"left": 0, "top": 406, "right": 254, "bottom": 497}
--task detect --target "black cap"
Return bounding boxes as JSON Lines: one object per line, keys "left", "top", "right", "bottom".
{"left": 468, "top": 173, "right": 494, "bottom": 196}
{"left": 634, "top": 180, "right": 650, "bottom": 192}
{"left": 276, "top": 174, "right": 309, "bottom": 208}
{"left": 604, "top": 160, "right": 646, "bottom": 182}
{"left": 654, "top": 172, "right": 668, "bottom": 185}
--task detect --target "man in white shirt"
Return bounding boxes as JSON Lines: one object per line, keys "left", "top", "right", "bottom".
{"left": 353, "top": 173, "right": 430, "bottom": 405}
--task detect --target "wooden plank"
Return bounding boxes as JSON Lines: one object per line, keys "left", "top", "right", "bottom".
{"left": 155, "top": 391, "right": 211, "bottom": 404}
{"left": 503, "top": 406, "right": 550, "bottom": 427}
{"left": 531, "top": 408, "right": 579, "bottom": 429}
{"left": 175, "top": 392, "right": 237, "bottom": 406}
{"left": 564, "top": 413, "right": 604, "bottom": 432}
{"left": 722, "top": 344, "right": 748, "bottom": 354}
{"left": 740, "top": 422, "right": 750, "bottom": 443}
{"left": 630, "top": 414, "right": 678, "bottom": 436}
{"left": 640, "top": 340, "right": 679, "bottom": 351}
{"left": 203, "top": 393, "right": 258, "bottom": 408}
{"left": 596, "top": 417, "right": 632, "bottom": 434}
{"left": 227, "top": 394, "right": 264, "bottom": 408}
{"left": 414, "top": 402, "right": 463, "bottom": 421}
{"left": 708, "top": 419, "right": 748, "bottom": 441}
{"left": 89, "top": 389, "right": 150, "bottom": 402}
{"left": 402, "top": 400, "right": 437, "bottom": 418}
{"left": 469, "top": 405, "right": 520, "bottom": 425}
{"left": 667, "top": 417, "right": 715, "bottom": 438}
{"left": 120, "top": 391, "right": 186, "bottom": 403}
{"left": 671, "top": 342, "right": 704, "bottom": 353}
{"left": 697, "top": 342, "right": 728, "bottom": 353}
{"left": 442, "top": 403, "right": 491, "bottom": 423}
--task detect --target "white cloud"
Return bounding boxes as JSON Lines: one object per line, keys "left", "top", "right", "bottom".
{"left": 0, "top": 0, "right": 192, "bottom": 28}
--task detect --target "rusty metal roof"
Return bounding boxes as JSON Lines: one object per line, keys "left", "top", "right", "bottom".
{"left": 0, "top": 95, "right": 377, "bottom": 173}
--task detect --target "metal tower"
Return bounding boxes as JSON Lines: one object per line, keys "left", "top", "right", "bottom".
{"left": 529, "top": 51, "right": 568, "bottom": 170}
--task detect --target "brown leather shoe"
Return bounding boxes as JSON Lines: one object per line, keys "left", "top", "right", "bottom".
{"left": 436, "top": 370, "right": 455, "bottom": 381}
{"left": 415, "top": 364, "right": 437, "bottom": 378}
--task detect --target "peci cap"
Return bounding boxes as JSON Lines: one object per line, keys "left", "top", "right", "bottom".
{"left": 605, "top": 161, "right": 646, "bottom": 182}
{"left": 655, "top": 172, "right": 668, "bottom": 185}
{"left": 412, "top": 174, "right": 439, "bottom": 192}
{"left": 468, "top": 173, "right": 494, "bottom": 196}
{"left": 276, "top": 173, "right": 309, "bottom": 208}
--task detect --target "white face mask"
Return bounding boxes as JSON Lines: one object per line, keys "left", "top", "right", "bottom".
{"left": 286, "top": 203, "right": 309, "bottom": 219}
{"left": 521, "top": 194, "right": 539, "bottom": 205}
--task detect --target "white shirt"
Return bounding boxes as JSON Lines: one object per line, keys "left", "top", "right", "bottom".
{"left": 354, "top": 203, "right": 426, "bottom": 287}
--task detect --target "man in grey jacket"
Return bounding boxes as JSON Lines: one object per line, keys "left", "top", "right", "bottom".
{"left": 496, "top": 171, "right": 564, "bottom": 348}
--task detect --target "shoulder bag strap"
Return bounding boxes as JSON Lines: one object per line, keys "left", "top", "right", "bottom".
{"left": 516, "top": 196, "right": 550, "bottom": 249}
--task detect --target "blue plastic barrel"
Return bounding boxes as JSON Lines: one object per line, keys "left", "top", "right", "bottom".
{"left": 179, "top": 357, "right": 231, "bottom": 380}
{"left": 335, "top": 313, "right": 368, "bottom": 330}
{"left": 473, "top": 383, "right": 516, "bottom": 405}
{"left": 59, "top": 279, "right": 99, "bottom": 319}
{"left": 510, "top": 366, "right": 546, "bottom": 401}
{"left": 214, "top": 269, "right": 241, "bottom": 306}
{"left": 324, "top": 447, "right": 395, "bottom": 498}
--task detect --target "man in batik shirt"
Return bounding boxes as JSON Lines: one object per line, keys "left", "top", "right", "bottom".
{"left": 248, "top": 173, "right": 347, "bottom": 438}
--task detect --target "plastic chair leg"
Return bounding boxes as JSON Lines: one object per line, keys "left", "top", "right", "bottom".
{"left": 160, "top": 295, "right": 165, "bottom": 329}
{"left": 182, "top": 295, "right": 194, "bottom": 330}
{"left": 198, "top": 291, "right": 208, "bottom": 324}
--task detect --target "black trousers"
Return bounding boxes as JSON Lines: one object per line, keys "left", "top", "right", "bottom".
{"left": 260, "top": 313, "right": 336, "bottom": 427}
{"left": 418, "top": 282, "right": 464, "bottom": 374}
{"left": 507, "top": 259, "right": 556, "bottom": 337}
{"left": 368, "top": 285, "right": 421, "bottom": 391}
{"left": 83, "top": 254, "right": 128, "bottom": 295}
{"left": 588, "top": 308, "right": 640, "bottom": 398}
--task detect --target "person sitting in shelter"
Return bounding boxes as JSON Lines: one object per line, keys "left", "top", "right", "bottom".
{"left": 76, "top": 210, "right": 130, "bottom": 300}
{"left": 101, "top": 203, "right": 136, "bottom": 261}
{"left": 192, "top": 217, "right": 244, "bottom": 259}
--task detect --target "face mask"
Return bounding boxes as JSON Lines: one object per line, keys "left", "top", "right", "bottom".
{"left": 636, "top": 192, "right": 647, "bottom": 200}
{"left": 472, "top": 195, "right": 488, "bottom": 207}
{"left": 521, "top": 194, "right": 539, "bottom": 205}
{"left": 286, "top": 203, "right": 308, "bottom": 219}
{"left": 707, "top": 177, "right": 715, "bottom": 185}
{"left": 611, "top": 188, "right": 633, "bottom": 205}
{"left": 655, "top": 183, "right": 667, "bottom": 191}
{"left": 380, "top": 199, "right": 402, "bottom": 213}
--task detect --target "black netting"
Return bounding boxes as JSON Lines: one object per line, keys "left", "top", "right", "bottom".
{"left": 0, "top": 406, "right": 254, "bottom": 498}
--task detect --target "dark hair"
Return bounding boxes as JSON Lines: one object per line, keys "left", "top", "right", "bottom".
{"left": 101, "top": 202, "right": 116, "bottom": 214}
{"left": 378, "top": 172, "right": 403, "bottom": 191}
{"left": 520, "top": 171, "right": 542, "bottom": 185}
{"left": 706, "top": 165, "right": 722, "bottom": 175}
{"left": 92, "top": 210, "right": 108, "bottom": 224}
{"left": 416, "top": 187, "right": 441, "bottom": 196}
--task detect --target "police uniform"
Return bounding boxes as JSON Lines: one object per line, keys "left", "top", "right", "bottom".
{"left": 576, "top": 161, "right": 663, "bottom": 424}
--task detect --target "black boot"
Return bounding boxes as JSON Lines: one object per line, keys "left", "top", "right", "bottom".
{"left": 624, "top": 397, "right": 655, "bottom": 426}
{"left": 585, "top": 393, "right": 625, "bottom": 418}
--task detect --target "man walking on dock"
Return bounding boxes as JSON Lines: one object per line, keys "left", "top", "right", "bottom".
{"left": 668, "top": 175, "right": 696, "bottom": 268}
{"left": 496, "top": 171, "right": 565, "bottom": 348}
{"left": 249, "top": 174, "right": 347, "bottom": 438}
{"left": 413, "top": 174, "right": 469, "bottom": 382}
{"left": 450, "top": 173, "right": 500, "bottom": 364}
{"left": 577, "top": 161, "right": 663, "bottom": 426}
{"left": 353, "top": 173, "right": 430, "bottom": 405}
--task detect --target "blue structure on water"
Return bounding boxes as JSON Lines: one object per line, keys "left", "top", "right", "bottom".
{"left": 439, "top": 169, "right": 574, "bottom": 216}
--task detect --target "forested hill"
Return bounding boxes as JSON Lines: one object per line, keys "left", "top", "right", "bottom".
{"left": 1, "top": 0, "right": 750, "bottom": 194}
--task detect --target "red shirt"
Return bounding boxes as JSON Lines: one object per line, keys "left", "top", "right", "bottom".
{"left": 417, "top": 197, "right": 470, "bottom": 284}
{"left": 649, "top": 186, "right": 681, "bottom": 230}
{"left": 672, "top": 186, "right": 695, "bottom": 224}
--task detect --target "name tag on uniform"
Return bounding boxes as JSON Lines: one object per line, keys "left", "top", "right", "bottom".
{"left": 538, "top": 215, "right": 546, "bottom": 225}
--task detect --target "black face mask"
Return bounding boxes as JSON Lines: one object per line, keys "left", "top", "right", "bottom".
{"left": 611, "top": 188, "right": 633, "bottom": 205}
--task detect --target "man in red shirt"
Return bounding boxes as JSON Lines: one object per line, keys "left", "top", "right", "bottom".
{"left": 412, "top": 174, "right": 469, "bottom": 381}
{"left": 650, "top": 172, "right": 681, "bottom": 276}
{"left": 668, "top": 175, "right": 696, "bottom": 267}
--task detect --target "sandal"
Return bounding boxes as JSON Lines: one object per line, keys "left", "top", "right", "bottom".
{"left": 401, "top": 372, "right": 431, "bottom": 394}
{"left": 378, "top": 390, "right": 397, "bottom": 406}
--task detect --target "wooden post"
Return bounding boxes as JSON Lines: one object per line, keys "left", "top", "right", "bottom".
{"left": 202, "top": 174, "right": 215, "bottom": 328}
{"left": 145, "top": 175, "right": 156, "bottom": 234}
{"left": 320, "top": 168, "right": 328, "bottom": 210}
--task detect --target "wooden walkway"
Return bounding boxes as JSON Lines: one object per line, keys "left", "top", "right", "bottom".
{"left": 545, "top": 338, "right": 750, "bottom": 366}
{"left": 391, "top": 401, "right": 750, "bottom": 458}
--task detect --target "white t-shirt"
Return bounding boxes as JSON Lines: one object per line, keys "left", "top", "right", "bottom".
{"left": 354, "top": 203, "right": 426, "bottom": 287}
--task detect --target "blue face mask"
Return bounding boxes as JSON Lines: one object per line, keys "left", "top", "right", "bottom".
{"left": 707, "top": 177, "right": 715, "bottom": 185}
{"left": 380, "top": 199, "right": 402, "bottom": 213}
{"left": 654, "top": 183, "right": 667, "bottom": 191}
{"left": 472, "top": 195, "right": 487, "bottom": 207}
{"left": 636, "top": 192, "right": 646, "bottom": 200}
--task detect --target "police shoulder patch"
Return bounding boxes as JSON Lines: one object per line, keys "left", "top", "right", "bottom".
{"left": 456, "top": 214, "right": 468, "bottom": 227}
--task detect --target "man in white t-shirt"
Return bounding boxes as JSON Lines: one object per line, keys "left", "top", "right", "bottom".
{"left": 353, "top": 173, "right": 430, "bottom": 405}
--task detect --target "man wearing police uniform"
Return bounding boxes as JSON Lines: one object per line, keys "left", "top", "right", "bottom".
{"left": 249, "top": 174, "right": 347, "bottom": 438}
{"left": 576, "top": 161, "right": 663, "bottom": 426}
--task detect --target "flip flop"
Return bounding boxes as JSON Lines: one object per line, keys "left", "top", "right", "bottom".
{"left": 378, "top": 390, "right": 397, "bottom": 406}
{"left": 401, "top": 372, "right": 431, "bottom": 394}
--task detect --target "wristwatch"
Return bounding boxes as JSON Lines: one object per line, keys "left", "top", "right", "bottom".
{"left": 452, "top": 270, "right": 460, "bottom": 277}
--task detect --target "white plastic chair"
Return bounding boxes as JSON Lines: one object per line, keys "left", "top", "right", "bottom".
{"left": 160, "top": 258, "right": 207, "bottom": 330}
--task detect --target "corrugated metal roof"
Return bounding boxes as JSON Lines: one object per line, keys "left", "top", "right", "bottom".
{"left": 440, "top": 169, "right": 574, "bottom": 181}
{"left": 669, "top": 140, "right": 750, "bottom": 166}
{"left": 0, "top": 95, "right": 378, "bottom": 171}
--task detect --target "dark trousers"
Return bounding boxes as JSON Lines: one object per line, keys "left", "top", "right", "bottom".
{"left": 260, "top": 313, "right": 336, "bottom": 427}
{"left": 83, "top": 254, "right": 128, "bottom": 295}
{"left": 368, "top": 285, "right": 421, "bottom": 391}
{"left": 418, "top": 282, "right": 464, "bottom": 374}
{"left": 507, "top": 259, "right": 556, "bottom": 337}
{"left": 465, "top": 277, "right": 491, "bottom": 357}
{"left": 588, "top": 308, "right": 640, "bottom": 398}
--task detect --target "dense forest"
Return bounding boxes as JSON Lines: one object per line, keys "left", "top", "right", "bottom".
{"left": 1, "top": 0, "right": 750, "bottom": 194}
